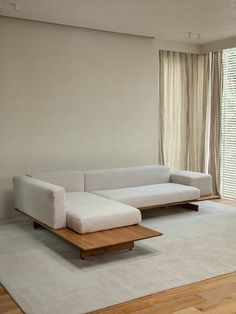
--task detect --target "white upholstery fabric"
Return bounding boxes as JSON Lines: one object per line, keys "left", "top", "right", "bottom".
{"left": 84, "top": 165, "right": 170, "bottom": 192}
{"left": 66, "top": 192, "right": 141, "bottom": 234}
{"left": 32, "top": 171, "right": 84, "bottom": 192}
{"left": 170, "top": 171, "right": 212, "bottom": 196}
{"left": 13, "top": 176, "right": 66, "bottom": 229}
{"left": 94, "top": 183, "right": 200, "bottom": 208}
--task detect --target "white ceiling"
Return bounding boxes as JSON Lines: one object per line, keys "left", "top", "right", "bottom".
{"left": 1, "top": 0, "right": 236, "bottom": 44}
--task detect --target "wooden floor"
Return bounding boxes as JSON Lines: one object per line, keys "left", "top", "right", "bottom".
{"left": 91, "top": 272, "right": 236, "bottom": 314}
{"left": 1, "top": 198, "right": 236, "bottom": 314}
{"left": 0, "top": 286, "right": 23, "bottom": 314}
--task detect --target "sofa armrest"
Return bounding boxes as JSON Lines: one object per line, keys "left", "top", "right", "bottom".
{"left": 13, "top": 176, "right": 66, "bottom": 229}
{"left": 170, "top": 171, "right": 212, "bottom": 197}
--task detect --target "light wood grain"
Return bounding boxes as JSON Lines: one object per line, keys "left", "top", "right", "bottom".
{"left": 54, "top": 224, "right": 162, "bottom": 251}
{"left": 0, "top": 285, "right": 23, "bottom": 314}
{"left": 54, "top": 221, "right": 162, "bottom": 259}
{"left": 90, "top": 272, "right": 236, "bottom": 314}
{"left": 138, "top": 195, "right": 219, "bottom": 211}
{"left": 171, "top": 307, "right": 203, "bottom": 314}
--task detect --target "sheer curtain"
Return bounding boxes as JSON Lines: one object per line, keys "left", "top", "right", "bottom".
{"left": 158, "top": 50, "right": 222, "bottom": 195}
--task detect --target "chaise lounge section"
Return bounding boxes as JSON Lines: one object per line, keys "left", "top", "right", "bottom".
{"left": 66, "top": 192, "right": 141, "bottom": 234}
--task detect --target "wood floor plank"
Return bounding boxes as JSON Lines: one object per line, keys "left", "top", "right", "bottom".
{"left": 204, "top": 301, "right": 236, "bottom": 314}
{"left": 0, "top": 303, "right": 22, "bottom": 314}
{"left": 171, "top": 307, "right": 203, "bottom": 314}
{"left": 90, "top": 272, "right": 236, "bottom": 314}
{"left": 0, "top": 287, "right": 6, "bottom": 296}
{"left": 0, "top": 295, "right": 13, "bottom": 305}
{"left": 199, "top": 281, "right": 236, "bottom": 300}
{"left": 0, "top": 285, "right": 23, "bottom": 314}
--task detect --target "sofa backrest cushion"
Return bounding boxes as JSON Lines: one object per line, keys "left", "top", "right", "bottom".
{"left": 32, "top": 171, "right": 84, "bottom": 192}
{"left": 84, "top": 165, "right": 170, "bottom": 192}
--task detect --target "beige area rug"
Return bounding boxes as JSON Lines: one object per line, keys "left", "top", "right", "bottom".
{"left": 0, "top": 201, "right": 236, "bottom": 314}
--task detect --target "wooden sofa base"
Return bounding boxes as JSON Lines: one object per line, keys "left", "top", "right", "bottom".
{"left": 138, "top": 194, "right": 220, "bottom": 212}
{"left": 80, "top": 241, "right": 134, "bottom": 259}
{"left": 32, "top": 219, "right": 161, "bottom": 260}
{"left": 16, "top": 195, "right": 219, "bottom": 259}
{"left": 29, "top": 217, "right": 162, "bottom": 260}
{"left": 15, "top": 208, "right": 162, "bottom": 259}
{"left": 181, "top": 203, "right": 199, "bottom": 211}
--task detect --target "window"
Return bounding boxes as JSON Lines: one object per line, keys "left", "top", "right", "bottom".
{"left": 221, "top": 48, "right": 236, "bottom": 199}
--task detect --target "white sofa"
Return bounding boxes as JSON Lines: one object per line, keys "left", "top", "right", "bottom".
{"left": 13, "top": 165, "right": 212, "bottom": 234}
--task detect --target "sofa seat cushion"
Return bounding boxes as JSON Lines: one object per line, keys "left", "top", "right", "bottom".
{"left": 66, "top": 192, "right": 141, "bottom": 234}
{"left": 93, "top": 183, "right": 200, "bottom": 208}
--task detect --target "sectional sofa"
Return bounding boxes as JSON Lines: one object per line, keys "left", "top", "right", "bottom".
{"left": 13, "top": 165, "right": 214, "bottom": 258}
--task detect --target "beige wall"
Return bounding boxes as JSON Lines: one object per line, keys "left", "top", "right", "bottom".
{"left": 0, "top": 17, "right": 159, "bottom": 218}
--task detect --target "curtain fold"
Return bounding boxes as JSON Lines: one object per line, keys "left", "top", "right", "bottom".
{"left": 158, "top": 50, "right": 222, "bottom": 195}
{"left": 209, "top": 51, "right": 223, "bottom": 195}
